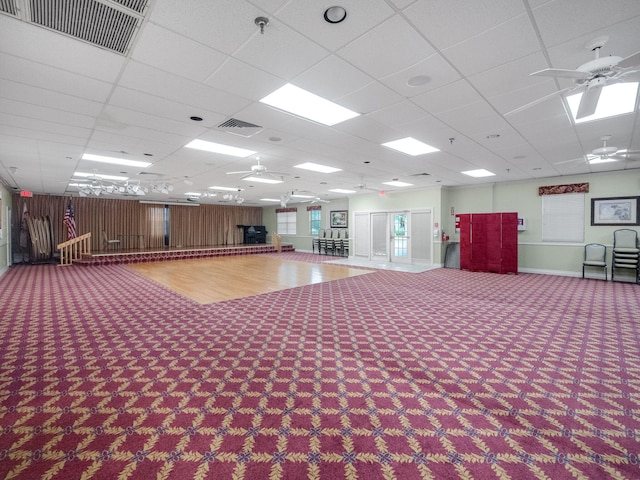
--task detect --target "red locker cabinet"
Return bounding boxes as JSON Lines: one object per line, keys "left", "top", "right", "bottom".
{"left": 458, "top": 212, "right": 518, "bottom": 274}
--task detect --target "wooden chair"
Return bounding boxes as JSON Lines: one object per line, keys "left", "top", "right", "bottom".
{"left": 102, "top": 231, "right": 121, "bottom": 250}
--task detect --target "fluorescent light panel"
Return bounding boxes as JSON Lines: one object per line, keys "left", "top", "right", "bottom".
{"left": 461, "top": 169, "right": 495, "bottom": 178}
{"left": 260, "top": 83, "right": 359, "bottom": 126}
{"left": 260, "top": 198, "right": 281, "bottom": 202}
{"left": 185, "top": 139, "right": 256, "bottom": 157}
{"left": 184, "top": 192, "right": 201, "bottom": 196}
{"left": 291, "top": 194, "right": 315, "bottom": 198}
{"left": 383, "top": 180, "right": 413, "bottom": 187}
{"left": 382, "top": 137, "right": 439, "bottom": 156}
{"left": 241, "top": 176, "right": 283, "bottom": 184}
{"left": 82, "top": 153, "right": 152, "bottom": 168}
{"left": 329, "top": 188, "right": 357, "bottom": 194}
{"left": 588, "top": 156, "right": 616, "bottom": 164}
{"left": 209, "top": 186, "right": 243, "bottom": 191}
{"left": 567, "top": 82, "right": 639, "bottom": 123}
{"left": 74, "top": 171, "right": 129, "bottom": 181}
{"left": 294, "top": 162, "right": 342, "bottom": 173}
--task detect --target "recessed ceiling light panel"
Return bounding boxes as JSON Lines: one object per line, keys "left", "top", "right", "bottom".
{"left": 567, "top": 82, "right": 639, "bottom": 123}
{"left": 209, "top": 186, "right": 243, "bottom": 191}
{"left": 382, "top": 137, "right": 439, "bottom": 156}
{"left": 461, "top": 169, "right": 495, "bottom": 178}
{"left": 260, "top": 83, "right": 359, "bottom": 126}
{"left": 382, "top": 180, "right": 413, "bottom": 187}
{"left": 185, "top": 139, "right": 256, "bottom": 157}
{"left": 82, "top": 153, "right": 152, "bottom": 168}
{"left": 294, "top": 162, "right": 342, "bottom": 173}
{"left": 241, "top": 176, "right": 283, "bottom": 184}
{"left": 74, "top": 171, "right": 129, "bottom": 181}
{"left": 329, "top": 188, "right": 357, "bottom": 194}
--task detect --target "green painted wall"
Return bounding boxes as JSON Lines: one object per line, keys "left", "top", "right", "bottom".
{"left": 262, "top": 198, "right": 349, "bottom": 252}
{"left": 445, "top": 170, "right": 640, "bottom": 275}
{"left": 262, "top": 169, "right": 640, "bottom": 276}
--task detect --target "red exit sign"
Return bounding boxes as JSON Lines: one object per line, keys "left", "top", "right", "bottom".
{"left": 20, "top": 190, "right": 33, "bottom": 197}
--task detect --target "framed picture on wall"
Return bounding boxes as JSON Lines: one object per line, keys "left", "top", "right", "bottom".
{"left": 591, "top": 196, "right": 640, "bottom": 226}
{"left": 330, "top": 210, "right": 348, "bottom": 228}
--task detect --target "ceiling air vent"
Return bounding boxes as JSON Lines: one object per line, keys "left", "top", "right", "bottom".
{"left": 112, "top": 0, "right": 146, "bottom": 14}
{"left": 27, "top": 0, "right": 147, "bottom": 55}
{"left": 217, "top": 118, "right": 263, "bottom": 138}
{"left": 0, "top": 0, "right": 18, "bottom": 16}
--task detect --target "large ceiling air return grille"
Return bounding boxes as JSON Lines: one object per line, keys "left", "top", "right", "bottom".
{"left": 217, "top": 118, "right": 263, "bottom": 138}
{"left": 0, "top": 0, "right": 17, "bottom": 15}
{"left": 112, "top": 0, "right": 146, "bottom": 14}
{"left": 28, "top": 0, "right": 146, "bottom": 54}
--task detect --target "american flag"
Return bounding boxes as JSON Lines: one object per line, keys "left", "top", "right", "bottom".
{"left": 63, "top": 199, "right": 77, "bottom": 239}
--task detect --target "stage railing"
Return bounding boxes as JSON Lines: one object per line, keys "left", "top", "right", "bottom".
{"left": 57, "top": 232, "right": 92, "bottom": 266}
{"left": 273, "top": 233, "right": 282, "bottom": 253}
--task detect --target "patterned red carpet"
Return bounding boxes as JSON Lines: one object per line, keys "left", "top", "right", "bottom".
{"left": 1, "top": 253, "right": 639, "bottom": 479}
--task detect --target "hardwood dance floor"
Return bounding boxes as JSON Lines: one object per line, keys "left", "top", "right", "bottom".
{"left": 126, "top": 254, "right": 372, "bottom": 304}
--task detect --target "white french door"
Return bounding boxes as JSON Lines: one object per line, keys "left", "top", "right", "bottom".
{"left": 354, "top": 209, "right": 432, "bottom": 265}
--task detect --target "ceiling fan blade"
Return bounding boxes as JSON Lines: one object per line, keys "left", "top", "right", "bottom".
{"left": 576, "top": 84, "right": 602, "bottom": 119}
{"left": 504, "top": 86, "right": 574, "bottom": 116}
{"left": 612, "top": 152, "right": 640, "bottom": 161}
{"left": 226, "top": 170, "right": 252, "bottom": 175}
{"left": 618, "top": 50, "right": 640, "bottom": 69}
{"left": 530, "top": 68, "right": 589, "bottom": 79}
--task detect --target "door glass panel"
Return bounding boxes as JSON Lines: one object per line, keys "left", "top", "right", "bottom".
{"left": 371, "top": 213, "right": 388, "bottom": 258}
{"left": 393, "top": 213, "right": 408, "bottom": 257}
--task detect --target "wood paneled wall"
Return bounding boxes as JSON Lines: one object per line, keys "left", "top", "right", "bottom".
{"left": 12, "top": 195, "right": 262, "bottom": 251}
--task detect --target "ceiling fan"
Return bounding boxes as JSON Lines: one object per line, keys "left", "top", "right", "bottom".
{"left": 556, "top": 135, "right": 640, "bottom": 167}
{"left": 226, "top": 158, "right": 285, "bottom": 181}
{"left": 508, "top": 36, "right": 640, "bottom": 118}
{"left": 354, "top": 177, "right": 379, "bottom": 192}
{"left": 279, "top": 193, "right": 291, "bottom": 207}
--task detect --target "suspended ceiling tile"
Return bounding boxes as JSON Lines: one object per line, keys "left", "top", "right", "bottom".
{"left": 0, "top": 81, "right": 104, "bottom": 117}
{"left": 411, "top": 80, "right": 480, "bottom": 115}
{"left": 148, "top": 0, "right": 259, "bottom": 55}
{"left": 118, "top": 61, "right": 252, "bottom": 115}
{"left": 0, "top": 14, "right": 126, "bottom": 82}
{"left": 204, "top": 58, "right": 284, "bottom": 102}
{"left": 531, "top": 0, "right": 640, "bottom": 48}
{"left": 442, "top": 14, "right": 540, "bottom": 77}
{"left": 233, "top": 21, "right": 328, "bottom": 80}
{"left": 132, "top": 23, "right": 228, "bottom": 82}
{"left": 379, "top": 53, "right": 461, "bottom": 99}
{"left": 276, "top": 0, "right": 395, "bottom": 52}
{"left": 405, "top": 0, "right": 526, "bottom": 50}
{"left": 292, "top": 55, "right": 373, "bottom": 101}
{"left": 108, "top": 87, "right": 227, "bottom": 129}
{"left": 0, "top": 53, "right": 114, "bottom": 102}
{"left": 337, "top": 15, "right": 436, "bottom": 80}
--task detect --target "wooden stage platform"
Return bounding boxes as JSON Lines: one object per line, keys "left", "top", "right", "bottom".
{"left": 73, "top": 243, "right": 294, "bottom": 266}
